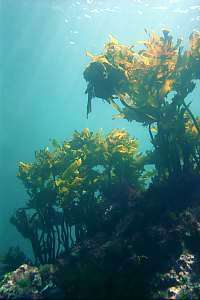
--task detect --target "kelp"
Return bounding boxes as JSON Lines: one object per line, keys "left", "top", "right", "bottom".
{"left": 84, "top": 30, "right": 200, "bottom": 120}
{"left": 14, "top": 129, "right": 145, "bottom": 264}
{"left": 83, "top": 30, "right": 200, "bottom": 179}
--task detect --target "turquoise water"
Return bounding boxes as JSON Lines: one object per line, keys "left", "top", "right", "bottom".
{"left": 1, "top": 0, "right": 200, "bottom": 256}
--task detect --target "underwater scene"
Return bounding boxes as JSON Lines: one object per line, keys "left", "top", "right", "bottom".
{"left": 1, "top": 0, "right": 200, "bottom": 299}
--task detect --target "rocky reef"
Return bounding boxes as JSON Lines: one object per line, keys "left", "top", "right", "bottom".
{"left": 0, "top": 264, "right": 65, "bottom": 300}
{"left": 1, "top": 173, "right": 199, "bottom": 300}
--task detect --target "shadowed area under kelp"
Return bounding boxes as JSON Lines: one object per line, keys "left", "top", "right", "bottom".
{"left": 0, "top": 30, "right": 200, "bottom": 300}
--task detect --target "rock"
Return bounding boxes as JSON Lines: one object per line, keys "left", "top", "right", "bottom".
{"left": 152, "top": 252, "right": 200, "bottom": 299}
{"left": 0, "top": 264, "right": 60, "bottom": 300}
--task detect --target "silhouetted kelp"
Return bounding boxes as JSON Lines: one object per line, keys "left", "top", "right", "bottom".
{"left": 11, "top": 129, "right": 145, "bottom": 264}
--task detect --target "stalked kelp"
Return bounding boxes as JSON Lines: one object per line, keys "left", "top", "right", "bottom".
{"left": 84, "top": 30, "right": 200, "bottom": 180}
{"left": 12, "top": 129, "right": 145, "bottom": 264}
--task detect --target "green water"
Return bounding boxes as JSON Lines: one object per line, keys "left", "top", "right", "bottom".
{"left": 1, "top": 0, "right": 200, "bottom": 256}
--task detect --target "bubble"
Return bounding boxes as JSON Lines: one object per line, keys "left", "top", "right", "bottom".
{"left": 137, "top": 10, "right": 143, "bottom": 15}
{"left": 152, "top": 6, "right": 168, "bottom": 10}
{"left": 84, "top": 14, "right": 92, "bottom": 18}
{"left": 173, "top": 8, "right": 188, "bottom": 14}
{"left": 103, "top": 7, "right": 116, "bottom": 13}
{"left": 90, "top": 8, "right": 99, "bottom": 13}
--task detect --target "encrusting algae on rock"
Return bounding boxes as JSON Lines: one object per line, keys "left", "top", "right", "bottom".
{"left": 0, "top": 264, "right": 63, "bottom": 300}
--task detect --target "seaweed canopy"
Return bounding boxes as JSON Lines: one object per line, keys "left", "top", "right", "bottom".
{"left": 13, "top": 129, "right": 145, "bottom": 263}
{"left": 84, "top": 30, "right": 200, "bottom": 124}
{"left": 83, "top": 30, "right": 200, "bottom": 179}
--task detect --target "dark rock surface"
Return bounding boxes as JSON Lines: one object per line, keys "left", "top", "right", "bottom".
{"left": 1, "top": 175, "right": 200, "bottom": 300}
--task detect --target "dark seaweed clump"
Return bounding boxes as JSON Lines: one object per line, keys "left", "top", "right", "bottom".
{"left": 0, "top": 30, "right": 200, "bottom": 300}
